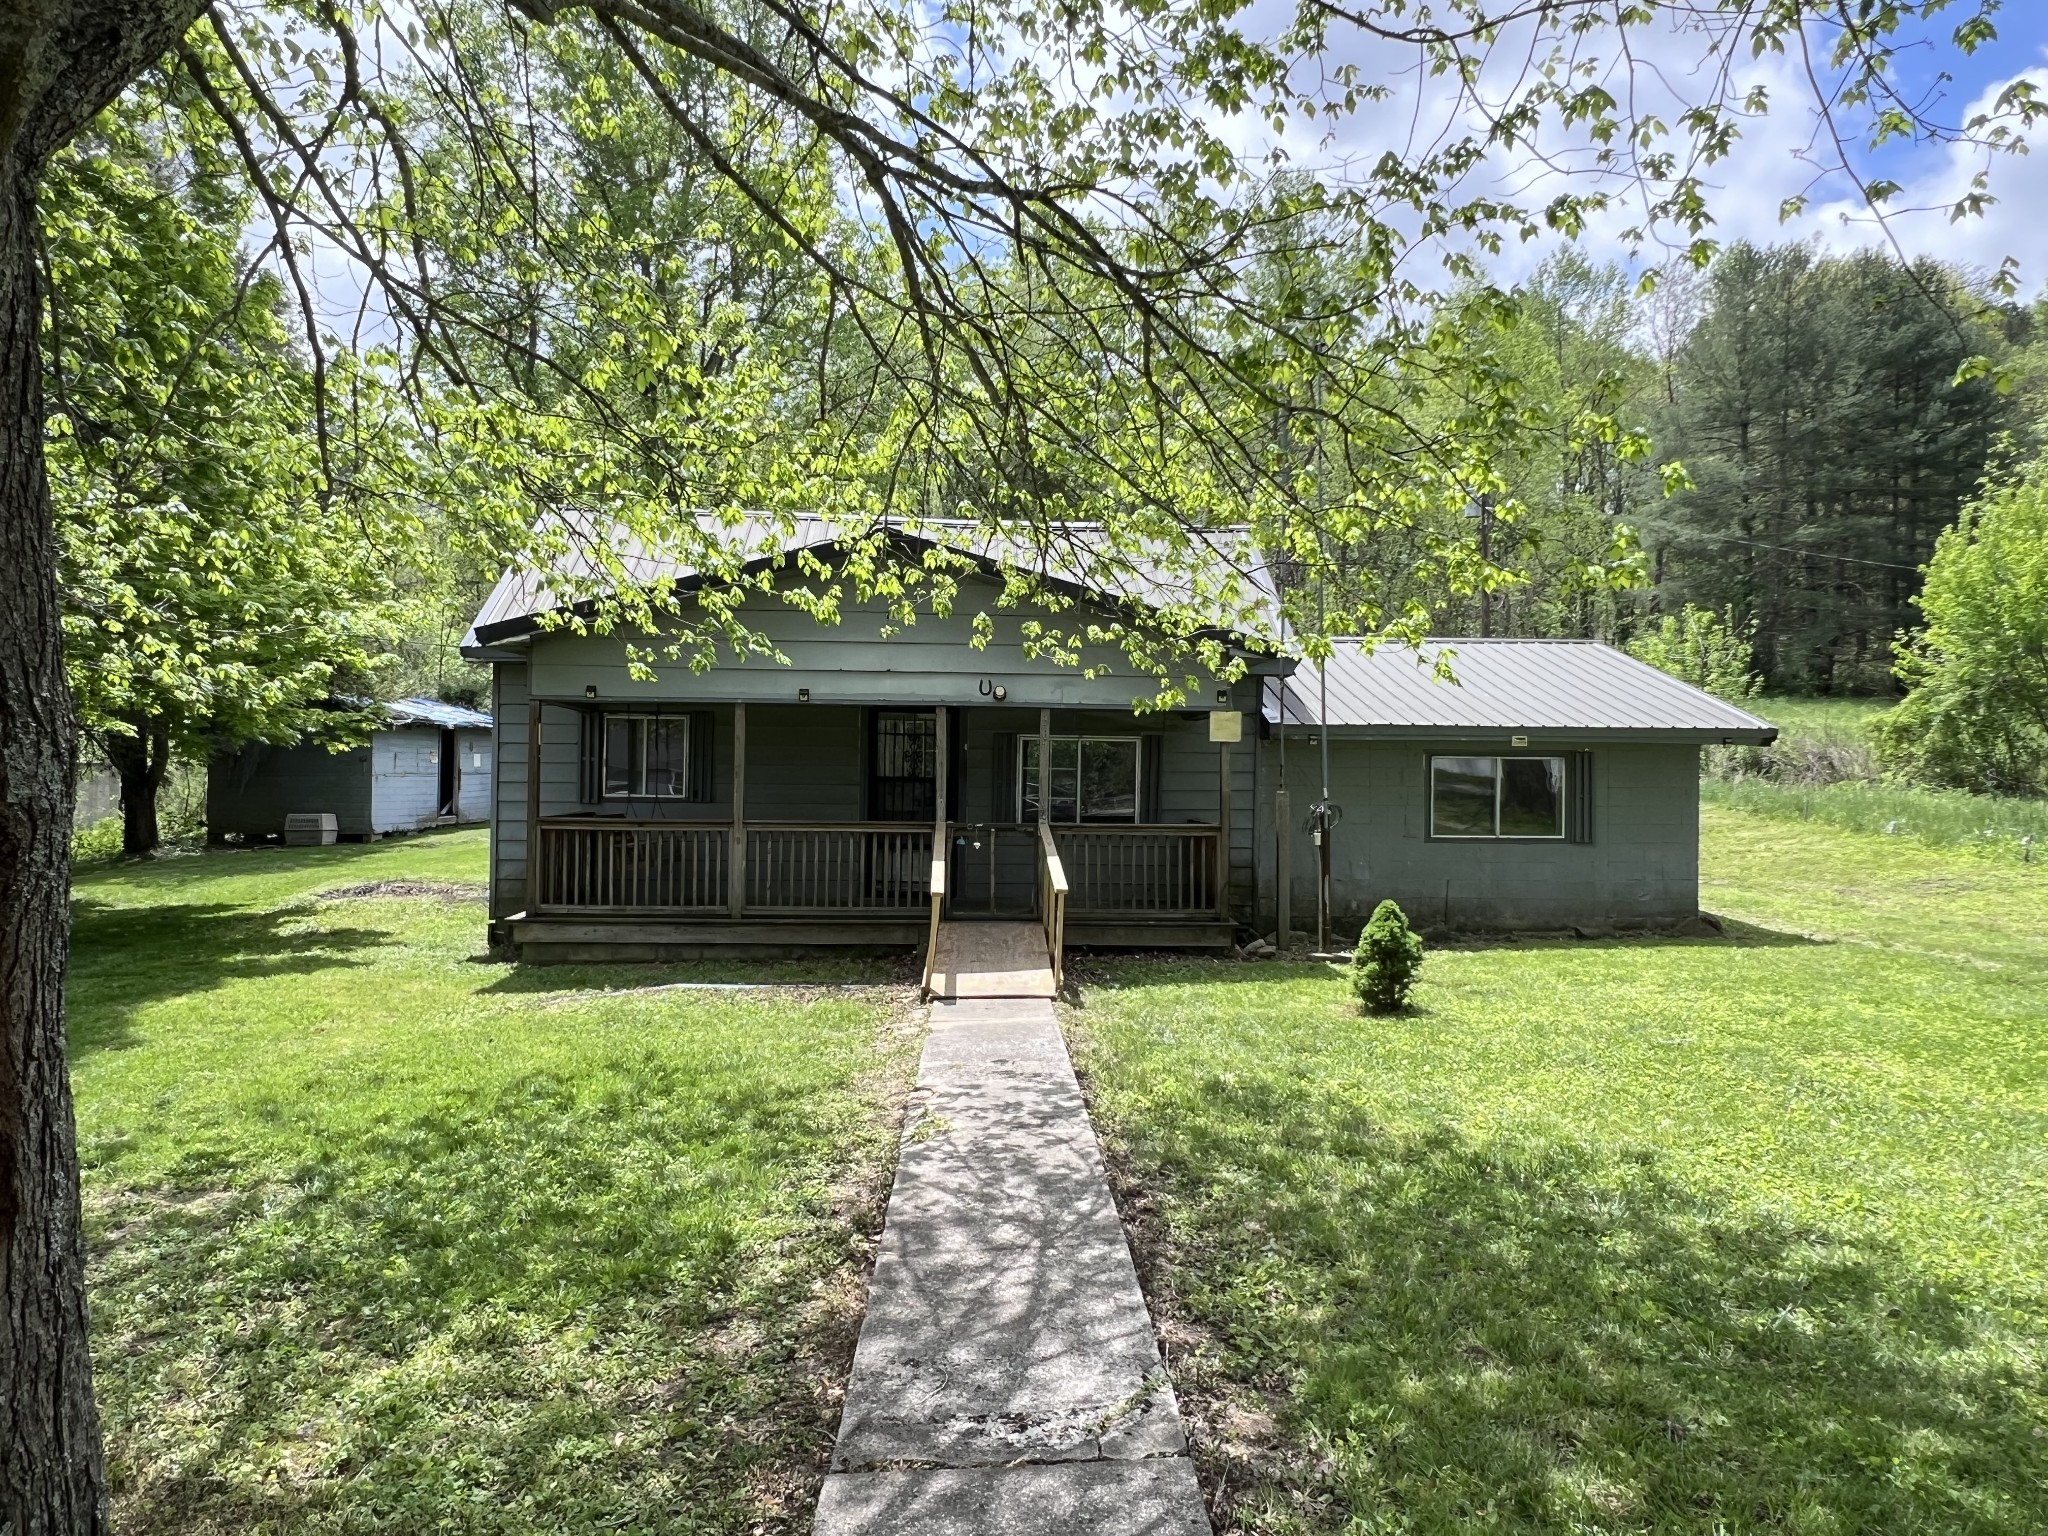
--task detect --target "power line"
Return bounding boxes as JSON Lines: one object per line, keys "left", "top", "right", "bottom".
{"left": 1651, "top": 529, "right": 1924, "bottom": 573}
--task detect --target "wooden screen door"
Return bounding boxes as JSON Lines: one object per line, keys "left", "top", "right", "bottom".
{"left": 870, "top": 710, "right": 938, "bottom": 821}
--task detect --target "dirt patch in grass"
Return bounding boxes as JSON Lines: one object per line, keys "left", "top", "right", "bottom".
{"left": 317, "top": 879, "right": 486, "bottom": 901}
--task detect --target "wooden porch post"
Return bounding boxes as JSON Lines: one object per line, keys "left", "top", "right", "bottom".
{"left": 1216, "top": 738, "right": 1232, "bottom": 924}
{"left": 1275, "top": 787, "right": 1290, "bottom": 947}
{"left": 933, "top": 704, "right": 949, "bottom": 917}
{"left": 729, "top": 702, "right": 747, "bottom": 917}
{"left": 1037, "top": 709, "right": 1052, "bottom": 824}
{"left": 525, "top": 697, "right": 542, "bottom": 910}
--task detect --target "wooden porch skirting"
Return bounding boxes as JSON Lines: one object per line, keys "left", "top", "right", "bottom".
{"left": 507, "top": 912, "right": 1233, "bottom": 963}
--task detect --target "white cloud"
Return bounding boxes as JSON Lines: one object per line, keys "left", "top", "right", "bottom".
{"left": 1189, "top": 14, "right": 2046, "bottom": 290}
{"left": 1803, "top": 66, "right": 2048, "bottom": 290}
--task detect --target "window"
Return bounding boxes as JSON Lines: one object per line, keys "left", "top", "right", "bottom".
{"left": 603, "top": 714, "right": 690, "bottom": 798}
{"left": 1430, "top": 755, "right": 1565, "bottom": 839}
{"left": 1019, "top": 736, "right": 1141, "bottom": 823}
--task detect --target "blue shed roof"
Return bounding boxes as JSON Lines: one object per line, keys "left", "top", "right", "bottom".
{"left": 384, "top": 697, "right": 493, "bottom": 729}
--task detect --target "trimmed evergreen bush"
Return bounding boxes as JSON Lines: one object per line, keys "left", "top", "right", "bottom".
{"left": 1352, "top": 899, "right": 1424, "bottom": 1014}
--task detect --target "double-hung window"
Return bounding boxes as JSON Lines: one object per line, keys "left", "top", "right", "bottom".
{"left": 1430, "top": 755, "right": 1566, "bottom": 839}
{"left": 603, "top": 714, "right": 690, "bottom": 798}
{"left": 1019, "top": 737, "right": 1141, "bottom": 823}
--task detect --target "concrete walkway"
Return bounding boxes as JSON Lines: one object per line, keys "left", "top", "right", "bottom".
{"left": 815, "top": 997, "right": 1209, "bottom": 1535}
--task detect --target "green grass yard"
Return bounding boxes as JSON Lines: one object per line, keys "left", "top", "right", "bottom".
{"left": 1070, "top": 804, "right": 2048, "bottom": 1534}
{"left": 69, "top": 829, "right": 915, "bottom": 1535}
{"left": 1703, "top": 695, "right": 2048, "bottom": 857}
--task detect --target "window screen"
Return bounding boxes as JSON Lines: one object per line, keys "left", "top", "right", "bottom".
{"left": 1020, "top": 737, "right": 1141, "bottom": 823}
{"left": 1499, "top": 757, "right": 1564, "bottom": 837}
{"left": 1431, "top": 755, "right": 1565, "bottom": 839}
{"left": 603, "top": 715, "right": 690, "bottom": 798}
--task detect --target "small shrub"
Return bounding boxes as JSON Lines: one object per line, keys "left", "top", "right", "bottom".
{"left": 1627, "top": 603, "right": 1762, "bottom": 702}
{"left": 1352, "top": 899, "right": 1424, "bottom": 1014}
{"left": 72, "top": 815, "right": 124, "bottom": 865}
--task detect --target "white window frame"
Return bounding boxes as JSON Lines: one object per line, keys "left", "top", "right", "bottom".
{"left": 1017, "top": 735, "right": 1143, "bottom": 824}
{"left": 602, "top": 713, "right": 691, "bottom": 799}
{"left": 1428, "top": 754, "right": 1567, "bottom": 840}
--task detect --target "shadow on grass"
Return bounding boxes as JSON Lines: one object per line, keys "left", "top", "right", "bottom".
{"left": 1074, "top": 921, "right": 1824, "bottom": 991}
{"left": 1131, "top": 1084, "right": 2043, "bottom": 1532}
{"left": 477, "top": 956, "right": 910, "bottom": 995}
{"left": 67, "top": 899, "right": 395, "bottom": 1060}
{"left": 91, "top": 1062, "right": 870, "bottom": 1534}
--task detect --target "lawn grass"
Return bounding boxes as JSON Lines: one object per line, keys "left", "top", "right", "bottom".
{"left": 1699, "top": 778, "right": 2048, "bottom": 860}
{"left": 1069, "top": 804, "right": 2048, "bottom": 1534}
{"left": 1706, "top": 694, "right": 2048, "bottom": 859}
{"left": 1745, "top": 694, "right": 1892, "bottom": 744}
{"left": 69, "top": 829, "right": 915, "bottom": 1535}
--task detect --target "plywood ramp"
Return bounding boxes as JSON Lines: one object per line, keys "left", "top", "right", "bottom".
{"left": 927, "top": 921, "right": 1055, "bottom": 999}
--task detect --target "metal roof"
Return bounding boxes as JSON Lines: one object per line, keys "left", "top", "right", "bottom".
{"left": 384, "top": 697, "right": 493, "bottom": 729}
{"left": 1263, "top": 639, "right": 1778, "bottom": 741}
{"left": 463, "top": 512, "right": 1281, "bottom": 650}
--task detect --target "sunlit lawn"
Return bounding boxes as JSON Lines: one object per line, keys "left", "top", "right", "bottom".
{"left": 1070, "top": 804, "right": 2048, "bottom": 1534}
{"left": 69, "top": 829, "right": 914, "bottom": 1535}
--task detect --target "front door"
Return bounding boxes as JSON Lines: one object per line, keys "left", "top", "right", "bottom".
{"left": 869, "top": 710, "right": 938, "bottom": 821}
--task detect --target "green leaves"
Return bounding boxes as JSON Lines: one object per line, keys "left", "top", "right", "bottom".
{"left": 1877, "top": 450, "right": 2048, "bottom": 795}
{"left": 46, "top": 90, "right": 409, "bottom": 771}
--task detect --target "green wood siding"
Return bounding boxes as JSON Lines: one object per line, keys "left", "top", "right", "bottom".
{"left": 521, "top": 576, "right": 1244, "bottom": 710}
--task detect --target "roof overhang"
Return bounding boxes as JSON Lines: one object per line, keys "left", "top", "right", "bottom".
{"left": 1274, "top": 723, "right": 1779, "bottom": 746}
{"left": 467, "top": 525, "right": 1286, "bottom": 663}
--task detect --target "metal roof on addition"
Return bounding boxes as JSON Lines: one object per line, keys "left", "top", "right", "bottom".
{"left": 1263, "top": 639, "right": 1778, "bottom": 740}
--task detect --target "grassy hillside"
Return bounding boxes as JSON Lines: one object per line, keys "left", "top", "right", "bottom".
{"left": 1711, "top": 695, "right": 2048, "bottom": 858}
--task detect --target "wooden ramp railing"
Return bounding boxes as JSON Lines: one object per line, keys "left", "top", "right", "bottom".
{"left": 1038, "top": 821, "right": 1068, "bottom": 992}
{"left": 921, "top": 828, "right": 947, "bottom": 999}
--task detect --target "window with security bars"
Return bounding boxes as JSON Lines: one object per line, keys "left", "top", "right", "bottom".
{"left": 870, "top": 711, "right": 938, "bottom": 821}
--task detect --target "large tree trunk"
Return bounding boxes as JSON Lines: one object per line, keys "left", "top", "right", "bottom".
{"left": 102, "top": 714, "right": 169, "bottom": 857}
{"left": 0, "top": 160, "right": 107, "bottom": 1533}
{"left": 0, "top": 4, "right": 216, "bottom": 1528}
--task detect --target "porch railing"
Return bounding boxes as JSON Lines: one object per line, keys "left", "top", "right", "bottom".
{"left": 531, "top": 816, "right": 1222, "bottom": 923}
{"left": 534, "top": 819, "right": 729, "bottom": 913}
{"left": 744, "top": 822, "right": 934, "bottom": 912}
{"left": 1053, "top": 825, "right": 1221, "bottom": 917}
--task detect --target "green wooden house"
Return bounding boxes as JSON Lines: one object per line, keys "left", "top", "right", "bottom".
{"left": 461, "top": 521, "right": 1775, "bottom": 965}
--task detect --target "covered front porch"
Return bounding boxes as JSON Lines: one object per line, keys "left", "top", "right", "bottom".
{"left": 503, "top": 697, "right": 1241, "bottom": 963}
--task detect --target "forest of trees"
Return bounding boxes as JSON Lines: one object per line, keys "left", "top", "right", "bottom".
{"left": 1363, "top": 243, "right": 2035, "bottom": 696}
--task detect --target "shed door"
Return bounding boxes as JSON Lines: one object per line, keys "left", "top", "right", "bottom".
{"left": 438, "top": 728, "right": 457, "bottom": 816}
